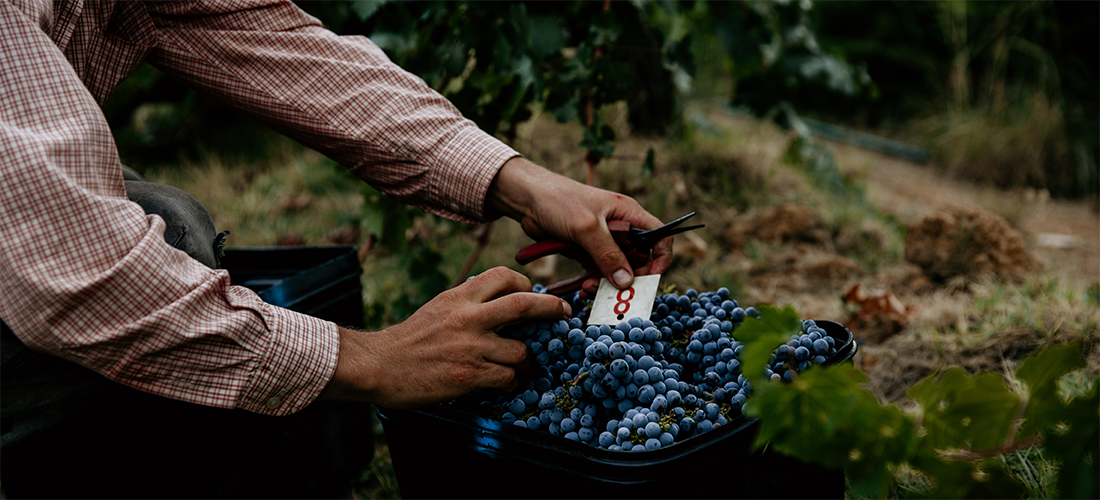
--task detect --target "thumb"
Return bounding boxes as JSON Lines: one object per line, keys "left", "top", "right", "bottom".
{"left": 576, "top": 222, "right": 634, "bottom": 289}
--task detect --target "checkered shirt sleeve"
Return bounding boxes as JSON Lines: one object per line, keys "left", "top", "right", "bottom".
{"left": 1, "top": 0, "right": 516, "bottom": 415}
{"left": 145, "top": 0, "right": 519, "bottom": 222}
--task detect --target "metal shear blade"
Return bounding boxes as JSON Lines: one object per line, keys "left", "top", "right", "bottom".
{"left": 627, "top": 211, "right": 703, "bottom": 249}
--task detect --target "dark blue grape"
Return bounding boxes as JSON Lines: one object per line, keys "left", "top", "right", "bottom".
{"left": 610, "top": 358, "right": 629, "bottom": 378}
{"left": 680, "top": 417, "right": 696, "bottom": 434}
{"left": 547, "top": 338, "right": 564, "bottom": 356}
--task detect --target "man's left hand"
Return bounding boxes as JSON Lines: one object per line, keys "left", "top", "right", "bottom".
{"left": 485, "top": 157, "right": 673, "bottom": 296}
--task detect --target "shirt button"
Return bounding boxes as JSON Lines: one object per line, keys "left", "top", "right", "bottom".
{"left": 265, "top": 396, "right": 282, "bottom": 410}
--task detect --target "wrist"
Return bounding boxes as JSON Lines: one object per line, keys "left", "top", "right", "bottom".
{"left": 485, "top": 156, "right": 547, "bottom": 222}
{"left": 315, "top": 327, "right": 382, "bottom": 404}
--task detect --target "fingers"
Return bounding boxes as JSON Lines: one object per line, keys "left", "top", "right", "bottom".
{"left": 472, "top": 360, "right": 521, "bottom": 393}
{"left": 461, "top": 266, "right": 532, "bottom": 302}
{"left": 581, "top": 277, "right": 600, "bottom": 298}
{"left": 481, "top": 291, "right": 570, "bottom": 329}
{"left": 573, "top": 218, "right": 635, "bottom": 289}
{"left": 636, "top": 235, "right": 674, "bottom": 276}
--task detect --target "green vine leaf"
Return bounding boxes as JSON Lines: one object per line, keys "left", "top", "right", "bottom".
{"left": 1015, "top": 342, "right": 1086, "bottom": 437}
{"left": 731, "top": 304, "right": 801, "bottom": 384}
{"left": 1045, "top": 383, "right": 1099, "bottom": 499}
{"left": 908, "top": 368, "right": 1020, "bottom": 451}
{"left": 907, "top": 447, "right": 1028, "bottom": 499}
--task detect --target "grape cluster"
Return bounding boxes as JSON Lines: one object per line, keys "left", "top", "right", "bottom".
{"left": 455, "top": 286, "right": 840, "bottom": 452}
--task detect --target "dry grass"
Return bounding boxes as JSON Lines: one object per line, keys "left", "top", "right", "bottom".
{"left": 906, "top": 91, "right": 1089, "bottom": 198}
{"left": 858, "top": 273, "right": 1100, "bottom": 403}
{"left": 142, "top": 140, "right": 364, "bottom": 248}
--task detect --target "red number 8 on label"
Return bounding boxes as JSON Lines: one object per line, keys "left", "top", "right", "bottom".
{"left": 614, "top": 287, "right": 635, "bottom": 317}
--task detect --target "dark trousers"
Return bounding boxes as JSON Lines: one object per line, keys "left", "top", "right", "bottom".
{"left": 1, "top": 182, "right": 372, "bottom": 499}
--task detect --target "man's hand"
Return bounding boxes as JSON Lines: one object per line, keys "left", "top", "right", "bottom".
{"left": 486, "top": 157, "right": 673, "bottom": 295}
{"left": 316, "top": 267, "right": 570, "bottom": 409}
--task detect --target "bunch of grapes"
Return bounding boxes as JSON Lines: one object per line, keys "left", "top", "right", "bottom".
{"left": 454, "top": 286, "right": 841, "bottom": 452}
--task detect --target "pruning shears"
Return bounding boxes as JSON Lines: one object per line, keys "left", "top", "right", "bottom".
{"left": 515, "top": 212, "right": 704, "bottom": 296}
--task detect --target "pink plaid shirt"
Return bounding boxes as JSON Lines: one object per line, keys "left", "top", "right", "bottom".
{"left": 0, "top": 0, "right": 518, "bottom": 415}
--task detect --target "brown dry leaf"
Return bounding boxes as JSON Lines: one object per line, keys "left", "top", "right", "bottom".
{"left": 843, "top": 283, "right": 914, "bottom": 343}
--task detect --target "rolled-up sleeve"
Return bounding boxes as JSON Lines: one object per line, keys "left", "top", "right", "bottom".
{"left": 144, "top": 0, "right": 518, "bottom": 222}
{"left": 0, "top": 1, "right": 338, "bottom": 416}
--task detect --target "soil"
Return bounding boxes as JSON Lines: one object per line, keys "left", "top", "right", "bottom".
{"left": 826, "top": 131, "right": 1100, "bottom": 400}
{"left": 904, "top": 205, "right": 1043, "bottom": 281}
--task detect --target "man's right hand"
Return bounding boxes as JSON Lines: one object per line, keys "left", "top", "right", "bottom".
{"left": 315, "top": 267, "right": 570, "bottom": 409}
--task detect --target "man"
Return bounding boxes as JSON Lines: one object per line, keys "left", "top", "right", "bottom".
{"left": 0, "top": 0, "right": 672, "bottom": 497}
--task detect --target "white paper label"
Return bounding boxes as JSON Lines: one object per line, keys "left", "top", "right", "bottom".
{"left": 587, "top": 274, "right": 661, "bottom": 326}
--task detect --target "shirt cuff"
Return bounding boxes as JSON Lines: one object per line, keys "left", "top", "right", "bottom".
{"left": 421, "top": 126, "right": 520, "bottom": 223}
{"left": 235, "top": 295, "right": 340, "bottom": 416}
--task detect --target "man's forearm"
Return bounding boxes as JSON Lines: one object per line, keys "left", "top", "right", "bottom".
{"left": 485, "top": 156, "right": 553, "bottom": 222}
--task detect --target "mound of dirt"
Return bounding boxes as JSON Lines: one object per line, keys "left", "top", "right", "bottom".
{"left": 904, "top": 206, "right": 1042, "bottom": 281}
{"left": 804, "top": 255, "right": 862, "bottom": 283}
{"left": 722, "top": 204, "right": 830, "bottom": 248}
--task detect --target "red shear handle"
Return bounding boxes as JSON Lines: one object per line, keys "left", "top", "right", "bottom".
{"left": 515, "top": 240, "right": 578, "bottom": 265}
{"left": 515, "top": 220, "right": 637, "bottom": 265}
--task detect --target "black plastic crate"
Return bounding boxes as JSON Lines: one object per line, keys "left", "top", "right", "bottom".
{"left": 221, "top": 245, "right": 364, "bottom": 327}
{"left": 379, "top": 320, "right": 857, "bottom": 499}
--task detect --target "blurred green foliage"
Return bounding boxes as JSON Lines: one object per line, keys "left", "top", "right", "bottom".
{"left": 808, "top": 0, "right": 1098, "bottom": 197}
{"left": 108, "top": 1, "right": 1095, "bottom": 198}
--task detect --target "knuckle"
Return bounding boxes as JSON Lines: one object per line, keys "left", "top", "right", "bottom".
{"left": 575, "top": 216, "right": 601, "bottom": 234}
{"left": 482, "top": 266, "right": 513, "bottom": 281}
{"left": 510, "top": 341, "right": 528, "bottom": 364}
{"left": 450, "top": 363, "right": 478, "bottom": 386}
{"left": 596, "top": 249, "right": 623, "bottom": 269}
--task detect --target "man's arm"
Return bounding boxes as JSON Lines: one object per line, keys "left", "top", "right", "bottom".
{"left": 144, "top": 0, "right": 513, "bottom": 223}
{"left": 139, "top": 0, "right": 674, "bottom": 408}
{"left": 145, "top": 0, "right": 672, "bottom": 289}
{"left": 0, "top": 1, "right": 339, "bottom": 417}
